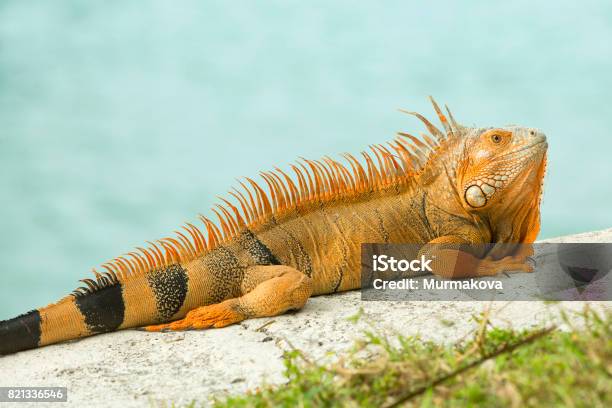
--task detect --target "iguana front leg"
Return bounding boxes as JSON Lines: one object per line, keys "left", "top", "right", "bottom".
{"left": 419, "top": 235, "right": 533, "bottom": 279}
{"left": 145, "top": 265, "right": 313, "bottom": 331}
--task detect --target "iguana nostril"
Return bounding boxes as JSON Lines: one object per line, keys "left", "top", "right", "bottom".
{"left": 529, "top": 130, "right": 535, "bottom": 136}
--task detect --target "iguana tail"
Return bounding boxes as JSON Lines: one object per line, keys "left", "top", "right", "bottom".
{"left": 0, "top": 262, "right": 191, "bottom": 355}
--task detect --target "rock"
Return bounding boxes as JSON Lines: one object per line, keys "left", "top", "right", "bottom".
{"left": 0, "top": 229, "right": 611, "bottom": 407}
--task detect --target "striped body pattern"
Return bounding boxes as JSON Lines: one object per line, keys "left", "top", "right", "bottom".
{"left": 0, "top": 98, "right": 548, "bottom": 355}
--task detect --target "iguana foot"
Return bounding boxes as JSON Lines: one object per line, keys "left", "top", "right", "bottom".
{"left": 475, "top": 255, "right": 534, "bottom": 277}
{"left": 145, "top": 300, "right": 244, "bottom": 332}
{"left": 419, "top": 237, "right": 535, "bottom": 278}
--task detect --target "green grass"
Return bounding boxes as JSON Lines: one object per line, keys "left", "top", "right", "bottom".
{"left": 197, "top": 307, "right": 611, "bottom": 407}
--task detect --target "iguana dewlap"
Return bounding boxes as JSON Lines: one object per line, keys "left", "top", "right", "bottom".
{"left": 0, "top": 98, "right": 547, "bottom": 355}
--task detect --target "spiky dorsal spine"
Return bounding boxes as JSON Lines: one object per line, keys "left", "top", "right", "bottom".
{"left": 72, "top": 97, "right": 461, "bottom": 296}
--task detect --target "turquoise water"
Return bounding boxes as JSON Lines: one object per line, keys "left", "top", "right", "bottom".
{"left": 1, "top": 1, "right": 611, "bottom": 319}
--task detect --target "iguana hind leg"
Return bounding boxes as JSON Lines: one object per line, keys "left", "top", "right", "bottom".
{"left": 145, "top": 265, "right": 313, "bottom": 332}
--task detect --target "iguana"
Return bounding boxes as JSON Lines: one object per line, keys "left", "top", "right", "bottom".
{"left": 0, "top": 97, "right": 547, "bottom": 355}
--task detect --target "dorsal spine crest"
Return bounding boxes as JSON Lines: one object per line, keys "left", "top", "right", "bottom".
{"left": 72, "top": 97, "right": 460, "bottom": 296}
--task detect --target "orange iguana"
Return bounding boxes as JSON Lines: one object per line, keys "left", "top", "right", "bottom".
{"left": 0, "top": 98, "right": 547, "bottom": 355}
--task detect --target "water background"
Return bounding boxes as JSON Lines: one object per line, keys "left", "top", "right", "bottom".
{"left": 1, "top": 0, "right": 611, "bottom": 319}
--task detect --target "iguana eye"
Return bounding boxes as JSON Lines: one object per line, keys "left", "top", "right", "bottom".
{"left": 491, "top": 134, "right": 502, "bottom": 143}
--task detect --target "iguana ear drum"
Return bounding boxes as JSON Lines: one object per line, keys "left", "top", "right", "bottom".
{"left": 465, "top": 185, "right": 487, "bottom": 208}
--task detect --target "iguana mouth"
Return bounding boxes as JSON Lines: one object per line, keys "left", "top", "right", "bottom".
{"left": 502, "top": 139, "right": 547, "bottom": 158}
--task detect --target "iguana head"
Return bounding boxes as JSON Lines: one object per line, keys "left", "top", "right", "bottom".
{"left": 458, "top": 126, "right": 547, "bottom": 211}
{"left": 408, "top": 98, "right": 548, "bottom": 243}
{"left": 457, "top": 125, "right": 548, "bottom": 242}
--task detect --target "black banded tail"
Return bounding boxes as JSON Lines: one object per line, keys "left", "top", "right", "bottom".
{"left": 0, "top": 310, "right": 42, "bottom": 355}
{"left": 0, "top": 263, "right": 193, "bottom": 356}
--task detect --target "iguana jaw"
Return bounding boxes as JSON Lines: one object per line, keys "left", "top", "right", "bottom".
{"left": 501, "top": 136, "right": 547, "bottom": 157}
{"left": 486, "top": 149, "right": 548, "bottom": 243}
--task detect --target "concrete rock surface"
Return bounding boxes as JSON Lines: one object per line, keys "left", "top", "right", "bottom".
{"left": 1, "top": 228, "right": 611, "bottom": 407}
